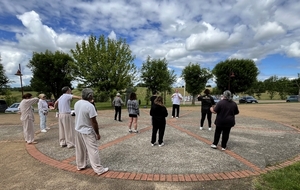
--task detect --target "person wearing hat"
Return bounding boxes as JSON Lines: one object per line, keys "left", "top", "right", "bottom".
{"left": 38, "top": 93, "right": 50, "bottom": 132}
{"left": 112, "top": 92, "right": 124, "bottom": 122}
{"left": 210, "top": 90, "right": 239, "bottom": 151}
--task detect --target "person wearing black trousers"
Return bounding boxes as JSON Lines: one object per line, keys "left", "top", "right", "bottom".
{"left": 150, "top": 96, "right": 168, "bottom": 147}
{"left": 197, "top": 89, "right": 216, "bottom": 131}
{"left": 210, "top": 90, "right": 239, "bottom": 150}
{"left": 112, "top": 93, "right": 124, "bottom": 122}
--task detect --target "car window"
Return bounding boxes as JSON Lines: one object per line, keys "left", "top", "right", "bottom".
{"left": 10, "top": 103, "right": 19, "bottom": 108}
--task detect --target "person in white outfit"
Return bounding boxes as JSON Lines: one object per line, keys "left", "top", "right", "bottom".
{"left": 171, "top": 89, "right": 183, "bottom": 118}
{"left": 19, "top": 93, "right": 39, "bottom": 144}
{"left": 38, "top": 94, "right": 49, "bottom": 132}
{"left": 74, "top": 88, "right": 109, "bottom": 175}
{"left": 54, "top": 86, "right": 81, "bottom": 148}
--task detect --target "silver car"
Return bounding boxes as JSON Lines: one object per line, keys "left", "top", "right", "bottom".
{"left": 5, "top": 103, "right": 20, "bottom": 113}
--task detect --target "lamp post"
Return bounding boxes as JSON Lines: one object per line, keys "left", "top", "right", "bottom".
{"left": 228, "top": 71, "right": 235, "bottom": 92}
{"left": 183, "top": 83, "right": 186, "bottom": 105}
{"left": 15, "top": 64, "right": 24, "bottom": 97}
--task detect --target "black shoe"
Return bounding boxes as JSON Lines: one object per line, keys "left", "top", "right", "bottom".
{"left": 119, "top": 120, "right": 122, "bottom": 122}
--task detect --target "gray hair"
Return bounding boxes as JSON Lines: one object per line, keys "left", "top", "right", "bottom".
{"left": 82, "top": 88, "right": 94, "bottom": 100}
{"left": 223, "top": 90, "right": 232, "bottom": 101}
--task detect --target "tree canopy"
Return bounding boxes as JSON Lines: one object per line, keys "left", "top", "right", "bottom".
{"left": 28, "top": 50, "right": 74, "bottom": 99}
{"left": 70, "top": 34, "right": 137, "bottom": 101}
{"left": 181, "top": 63, "right": 213, "bottom": 105}
{"left": 0, "top": 56, "right": 10, "bottom": 93}
{"left": 140, "top": 56, "right": 176, "bottom": 104}
{"left": 212, "top": 59, "right": 259, "bottom": 94}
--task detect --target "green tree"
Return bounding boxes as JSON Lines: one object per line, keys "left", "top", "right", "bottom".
{"left": 212, "top": 59, "right": 259, "bottom": 94}
{"left": 181, "top": 63, "right": 213, "bottom": 105}
{"left": 264, "top": 75, "right": 278, "bottom": 100}
{"left": 70, "top": 34, "right": 137, "bottom": 101}
{"left": 253, "top": 81, "right": 265, "bottom": 99}
{"left": 28, "top": 50, "right": 74, "bottom": 99}
{"left": 277, "top": 77, "right": 291, "bottom": 100}
{"left": 0, "top": 56, "right": 10, "bottom": 94}
{"left": 140, "top": 56, "right": 176, "bottom": 105}
{"left": 290, "top": 76, "right": 300, "bottom": 96}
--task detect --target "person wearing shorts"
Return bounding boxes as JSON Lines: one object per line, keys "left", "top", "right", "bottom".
{"left": 127, "top": 92, "right": 139, "bottom": 133}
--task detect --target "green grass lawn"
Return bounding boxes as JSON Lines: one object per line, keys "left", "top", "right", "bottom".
{"left": 1, "top": 87, "right": 287, "bottom": 109}
{"left": 253, "top": 161, "right": 300, "bottom": 190}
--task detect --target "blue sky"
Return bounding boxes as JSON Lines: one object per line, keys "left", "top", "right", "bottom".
{"left": 0, "top": 0, "right": 300, "bottom": 88}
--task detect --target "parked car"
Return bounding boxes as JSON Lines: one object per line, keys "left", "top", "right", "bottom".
{"left": 46, "top": 99, "right": 55, "bottom": 107}
{"left": 5, "top": 103, "right": 20, "bottom": 113}
{"left": 0, "top": 99, "right": 8, "bottom": 113}
{"left": 286, "top": 95, "right": 299, "bottom": 102}
{"left": 239, "top": 96, "right": 258, "bottom": 103}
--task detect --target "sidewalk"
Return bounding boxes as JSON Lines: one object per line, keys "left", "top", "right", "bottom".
{"left": 0, "top": 106, "right": 300, "bottom": 189}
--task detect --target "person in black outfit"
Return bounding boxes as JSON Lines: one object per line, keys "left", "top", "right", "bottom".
{"left": 210, "top": 90, "right": 239, "bottom": 150}
{"left": 150, "top": 90, "right": 158, "bottom": 125}
{"left": 150, "top": 90, "right": 158, "bottom": 106}
{"left": 150, "top": 96, "right": 168, "bottom": 147}
{"left": 197, "top": 89, "right": 215, "bottom": 131}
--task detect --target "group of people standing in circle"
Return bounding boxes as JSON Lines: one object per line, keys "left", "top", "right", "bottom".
{"left": 18, "top": 87, "right": 238, "bottom": 175}
{"left": 111, "top": 88, "right": 239, "bottom": 151}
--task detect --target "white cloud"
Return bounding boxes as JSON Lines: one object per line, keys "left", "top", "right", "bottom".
{"left": 185, "top": 22, "right": 242, "bottom": 52}
{"left": 16, "top": 11, "right": 57, "bottom": 52}
{"left": 108, "top": 31, "right": 117, "bottom": 40}
{"left": 284, "top": 42, "right": 300, "bottom": 57}
{"left": 1, "top": 0, "right": 300, "bottom": 88}
{"left": 253, "top": 22, "right": 286, "bottom": 41}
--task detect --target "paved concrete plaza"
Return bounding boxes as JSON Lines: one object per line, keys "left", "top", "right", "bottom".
{"left": 1, "top": 106, "right": 300, "bottom": 189}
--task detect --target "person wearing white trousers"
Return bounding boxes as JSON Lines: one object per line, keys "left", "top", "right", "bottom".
{"left": 74, "top": 88, "right": 108, "bottom": 175}
{"left": 54, "top": 86, "right": 81, "bottom": 148}
{"left": 38, "top": 94, "right": 49, "bottom": 132}
{"left": 19, "top": 93, "right": 39, "bottom": 144}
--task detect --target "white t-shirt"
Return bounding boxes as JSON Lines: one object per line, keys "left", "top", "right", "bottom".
{"left": 57, "top": 94, "right": 72, "bottom": 113}
{"left": 74, "top": 100, "right": 97, "bottom": 134}
{"left": 172, "top": 93, "right": 183, "bottom": 105}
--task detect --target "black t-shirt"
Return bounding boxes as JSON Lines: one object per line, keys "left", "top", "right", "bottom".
{"left": 198, "top": 95, "right": 215, "bottom": 112}
{"left": 214, "top": 99, "right": 239, "bottom": 127}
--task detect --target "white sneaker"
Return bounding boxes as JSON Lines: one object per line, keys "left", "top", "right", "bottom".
{"left": 97, "top": 167, "right": 109, "bottom": 175}
{"left": 172, "top": 116, "right": 174, "bottom": 118}
{"left": 222, "top": 148, "right": 226, "bottom": 151}
{"left": 208, "top": 127, "right": 212, "bottom": 131}
{"left": 41, "top": 129, "right": 47, "bottom": 133}
{"left": 176, "top": 117, "right": 179, "bottom": 118}
{"left": 211, "top": 144, "right": 217, "bottom": 149}
{"left": 151, "top": 143, "right": 155, "bottom": 147}
{"left": 159, "top": 143, "right": 164, "bottom": 147}
{"left": 200, "top": 127, "right": 203, "bottom": 130}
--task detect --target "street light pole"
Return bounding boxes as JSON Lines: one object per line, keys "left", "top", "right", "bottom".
{"left": 15, "top": 64, "right": 24, "bottom": 97}
{"left": 183, "top": 82, "right": 186, "bottom": 105}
